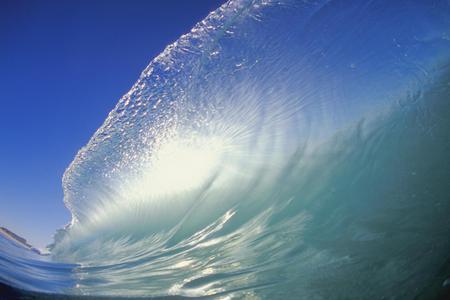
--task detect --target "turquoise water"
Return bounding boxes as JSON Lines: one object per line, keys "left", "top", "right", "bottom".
{"left": 1, "top": 0, "right": 450, "bottom": 298}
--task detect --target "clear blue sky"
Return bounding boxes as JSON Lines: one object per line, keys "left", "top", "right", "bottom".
{"left": 0, "top": 0, "right": 225, "bottom": 249}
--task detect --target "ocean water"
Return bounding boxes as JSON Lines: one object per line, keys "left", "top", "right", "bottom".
{"left": 1, "top": 0, "right": 450, "bottom": 299}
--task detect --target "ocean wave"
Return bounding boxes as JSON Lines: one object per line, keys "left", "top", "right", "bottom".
{"left": 2, "top": 0, "right": 450, "bottom": 298}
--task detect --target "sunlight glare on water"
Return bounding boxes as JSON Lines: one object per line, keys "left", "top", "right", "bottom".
{"left": 142, "top": 136, "right": 227, "bottom": 195}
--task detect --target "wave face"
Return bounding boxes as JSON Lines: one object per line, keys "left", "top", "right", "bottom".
{"left": 2, "top": 0, "right": 450, "bottom": 298}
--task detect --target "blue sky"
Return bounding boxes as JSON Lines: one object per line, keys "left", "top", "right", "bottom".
{"left": 0, "top": 0, "right": 224, "bottom": 249}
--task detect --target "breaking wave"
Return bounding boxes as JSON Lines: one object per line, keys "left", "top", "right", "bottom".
{"left": 2, "top": 0, "right": 450, "bottom": 298}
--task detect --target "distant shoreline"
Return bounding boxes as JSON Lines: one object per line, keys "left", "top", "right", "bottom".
{"left": 0, "top": 226, "right": 41, "bottom": 255}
